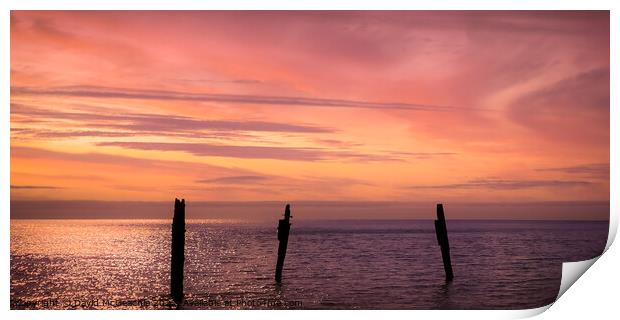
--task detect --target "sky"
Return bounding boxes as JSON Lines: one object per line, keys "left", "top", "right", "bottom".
{"left": 10, "top": 11, "right": 610, "bottom": 219}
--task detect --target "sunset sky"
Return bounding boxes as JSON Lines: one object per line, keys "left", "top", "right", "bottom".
{"left": 10, "top": 11, "right": 610, "bottom": 219}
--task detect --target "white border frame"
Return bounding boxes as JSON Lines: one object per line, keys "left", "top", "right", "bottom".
{"left": 1, "top": 1, "right": 617, "bottom": 319}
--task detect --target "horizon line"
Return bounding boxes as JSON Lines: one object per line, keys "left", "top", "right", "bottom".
{"left": 9, "top": 217, "right": 610, "bottom": 221}
{"left": 10, "top": 199, "right": 610, "bottom": 221}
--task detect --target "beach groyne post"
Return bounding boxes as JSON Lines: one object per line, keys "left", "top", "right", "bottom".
{"left": 275, "top": 204, "right": 292, "bottom": 283}
{"left": 170, "top": 198, "right": 186, "bottom": 304}
{"left": 434, "top": 203, "right": 454, "bottom": 281}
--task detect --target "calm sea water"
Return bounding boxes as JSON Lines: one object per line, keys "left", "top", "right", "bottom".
{"left": 10, "top": 219, "right": 608, "bottom": 310}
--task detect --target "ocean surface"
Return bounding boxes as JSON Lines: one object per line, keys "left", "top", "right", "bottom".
{"left": 10, "top": 219, "right": 608, "bottom": 309}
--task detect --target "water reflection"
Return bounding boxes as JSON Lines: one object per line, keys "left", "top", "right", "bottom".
{"left": 10, "top": 219, "right": 607, "bottom": 309}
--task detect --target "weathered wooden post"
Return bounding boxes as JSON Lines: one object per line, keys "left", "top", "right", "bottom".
{"left": 275, "top": 204, "right": 292, "bottom": 283}
{"left": 434, "top": 203, "right": 454, "bottom": 281}
{"left": 170, "top": 198, "right": 185, "bottom": 304}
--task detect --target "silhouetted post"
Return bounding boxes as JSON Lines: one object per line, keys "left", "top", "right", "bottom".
{"left": 275, "top": 204, "right": 292, "bottom": 282}
{"left": 434, "top": 203, "right": 454, "bottom": 281}
{"left": 170, "top": 198, "right": 185, "bottom": 304}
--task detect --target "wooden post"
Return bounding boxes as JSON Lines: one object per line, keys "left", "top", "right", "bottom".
{"left": 434, "top": 203, "right": 454, "bottom": 281}
{"left": 275, "top": 204, "right": 292, "bottom": 283}
{"left": 170, "top": 198, "right": 185, "bottom": 304}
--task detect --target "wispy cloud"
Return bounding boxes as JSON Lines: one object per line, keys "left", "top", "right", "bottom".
{"left": 171, "top": 78, "right": 264, "bottom": 85}
{"left": 507, "top": 68, "right": 609, "bottom": 144}
{"left": 96, "top": 141, "right": 453, "bottom": 162}
{"left": 11, "top": 185, "right": 62, "bottom": 189}
{"left": 409, "top": 178, "right": 591, "bottom": 190}
{"left": 12, "top": 102, "right": 457, "bottom": 162}
{"left": 196, "top": 175, "right": 271, "bottom": 184}
{"left": 10, "top": 146, "right": 256, "bottom": 177}
{"left": 12, "top": 128, "right": 137, "bottom": 138}
{"left": 536, "top": 163, "right": 609, "bottom": 179}
{"left": 11, "top": 103, "right": 334, "bottom": 135}
{"left": 11, "top": 85, "right": 482, "bottom": 112}
{"left": 96, "top": 141, "right": 327, "bottom": 161}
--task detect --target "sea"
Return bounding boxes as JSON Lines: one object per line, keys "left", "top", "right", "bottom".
{"left": 10, "top": 219, "right": 608, "bottom": 310}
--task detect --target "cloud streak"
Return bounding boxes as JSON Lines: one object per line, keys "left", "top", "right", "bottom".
{"left": 10, "top": 185, "right": 62, "bottom": 189}
{"left": 11, "top": 86, "right": 483, "bottom": 112}
{"left": 10, "top": 146, "right": 256, "bottom": 177}
{"left": 536, "top": 163, "right": 609, "bottom": 179}
{"left": 96, "top": 141, "right": 439, "bottom": 162}
{"left": 12, "top": 103, "right": 457, "bottom": 162}
{"left": 196, "top": 175, "right": 271, "bottom": 184}
{"left": 11, "top": 103, "right": 334, "bottom": 135}
{"left": 409, "top": 178, "right": 592, "bottom": 190}
{"left": 507, "top": 68, "right": 609, "bottom": 144}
